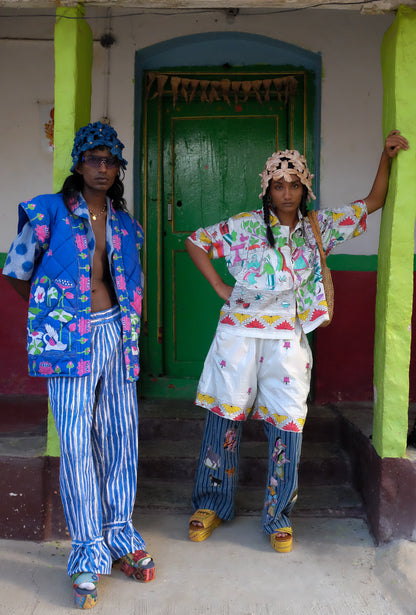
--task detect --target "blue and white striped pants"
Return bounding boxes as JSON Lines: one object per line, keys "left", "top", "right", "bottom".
{"left": 192, "top": 411, "right": 302, "bottom": 534}
{"left": 48, "top": 305, "right": 145, "bottom": 576}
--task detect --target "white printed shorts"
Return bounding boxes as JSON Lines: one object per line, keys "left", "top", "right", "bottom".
{"left": 195, "top": 322, "right": 313, "bottom": 432}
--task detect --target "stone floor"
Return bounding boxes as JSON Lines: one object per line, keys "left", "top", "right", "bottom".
{"left": 1, "top": 513, "right": 415, "bottom": 615}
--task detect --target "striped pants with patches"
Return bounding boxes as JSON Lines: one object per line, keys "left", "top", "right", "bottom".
{"left": 192, "top": 411, "right": 303, "bottom": 534}
{"left": 47, "top": 305, "right": 146, "bottom": 577}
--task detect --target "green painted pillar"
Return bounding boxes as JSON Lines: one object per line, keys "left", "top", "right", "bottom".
{"left": 53, "top": 3, "right": 93, "bottom": 192}
{"left": 46, "top": 4, "right": 93, "bottom": 456}
{"left": 374, "top": 5, "right": 416, "bottom": 458}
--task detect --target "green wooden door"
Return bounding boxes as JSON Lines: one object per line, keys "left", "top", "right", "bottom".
{"left": 142, "top": 68, "right": 314, "bottom": 388}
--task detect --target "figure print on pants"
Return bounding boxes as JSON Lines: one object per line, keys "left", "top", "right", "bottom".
{"left": 223, "top": 428, "right": 238, "bottom": 452}
{"left": 204, "top": 445, "right": 221, "bottom": 469}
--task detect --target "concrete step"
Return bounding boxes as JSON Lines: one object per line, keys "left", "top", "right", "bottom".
{"left": 0, "top": 395, "right": 48, "bottom": 433}
{"left": 0, "top": 400, "right": 342, "bottom": 456}
{"left": 135, "top": 400, "right": 361, "bottom": 518}
{"left": 0, "top": 398, "right": 366, "bottom": 540}
{"left": 134, "top": 479, "right": 365, "bottom": 518}
{"left": 138, "top": 399, "right": 342, "bottom": 444}
{"left": 138, "top": 439, "right": 352, "bottom": 486}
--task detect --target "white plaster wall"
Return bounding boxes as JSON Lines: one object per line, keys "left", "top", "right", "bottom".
{"left": 0, "top": 38, "right": 54, "bottom": 246}
{"left": 0, "top": 7, "right": 405, "bottom": 257}
{"left": 0, "top": 33, "right": 108, "bottom": 244}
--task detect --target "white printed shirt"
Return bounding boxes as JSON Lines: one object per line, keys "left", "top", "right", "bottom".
{"left": 188, "top": 201, "right": 367, "bottom": 337}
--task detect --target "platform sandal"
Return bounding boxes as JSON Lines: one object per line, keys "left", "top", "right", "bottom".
{"left": 119, "top": 550, "right": 155, "bottom": 582}
{"left": 72, "top": 572, "right": 100, "bottom": 609}
{"left": 189, "top": 509, "right": 222, "bottom": 542}
{"left": 270, "top": 527, "right": 293, "bottom": 553}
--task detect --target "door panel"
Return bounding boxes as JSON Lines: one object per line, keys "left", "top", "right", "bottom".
{"left": 164, "top": 104, "right": 289, "bottom": 378}
{"left": 143, "top": 69, "right": 311, "bottom": 381}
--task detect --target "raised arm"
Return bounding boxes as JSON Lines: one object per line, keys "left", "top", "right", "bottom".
{"left": 184, "top": 237, "right": 233, "bottom": 301}
{"left": 364, "top": 130, "right": 409, "bottom": 215}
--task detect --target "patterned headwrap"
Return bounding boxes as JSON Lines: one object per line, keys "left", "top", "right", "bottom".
{"left": 70, "top": 121, "right": 127, "bottom": 172}
{"left": 259, "top": 149, "right": 316, "bottom": 202}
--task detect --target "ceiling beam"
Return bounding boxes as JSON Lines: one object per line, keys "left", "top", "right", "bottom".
{"left": 0, "top": 0, "right": 414, "bottom": 13}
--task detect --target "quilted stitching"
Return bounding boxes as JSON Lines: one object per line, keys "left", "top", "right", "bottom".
{"left": 22, "top": 194, "right": 143, "bottom": 382}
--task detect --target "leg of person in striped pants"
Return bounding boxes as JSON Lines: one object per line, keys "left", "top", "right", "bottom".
{"left": 190, "top": 411, "right": 243, "bottom": 540}
{"left": 262, "top": 423, "right": 303, "bottom": 552}
{"left": 48, "top": 306, "right": 153, "bottom": 607}
{"left": 190, "top": 411, "right": 302, "bottom": 551}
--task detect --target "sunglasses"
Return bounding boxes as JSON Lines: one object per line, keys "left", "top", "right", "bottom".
{"left": 82, "top": 155, "right": 120, "bottom": 169}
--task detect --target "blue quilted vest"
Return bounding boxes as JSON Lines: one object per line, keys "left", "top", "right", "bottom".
{"left": 20, "top": 193, "right": 144, "bottom": 382}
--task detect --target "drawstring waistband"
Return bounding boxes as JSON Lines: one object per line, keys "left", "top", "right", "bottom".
{"left": 90, "top": 304, "right": 121, "bottom": 326}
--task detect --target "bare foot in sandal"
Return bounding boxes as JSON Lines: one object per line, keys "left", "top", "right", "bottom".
{"left": 271, "top": 527, "right": 293, "bottom": 553}
{"left": 119, "top": 550, "right": 155, "bottom": 582}
{"left": 72, "top": 572, "right": 100, "bottom": 609}
{"left": 189, "top": 509, "right": 222, "bottom": 542}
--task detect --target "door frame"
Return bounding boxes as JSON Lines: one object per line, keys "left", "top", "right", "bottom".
{"left": 134, "top": 34, "right": 321, "bottom": 397}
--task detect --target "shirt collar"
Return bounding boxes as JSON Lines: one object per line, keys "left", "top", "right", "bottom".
{"left": 269, "top": 207, "right": 303, "bottom": 231}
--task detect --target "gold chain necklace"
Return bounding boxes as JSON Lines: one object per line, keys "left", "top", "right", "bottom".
{"left": 88, "top": 204, "right": 107, "bottom": 221}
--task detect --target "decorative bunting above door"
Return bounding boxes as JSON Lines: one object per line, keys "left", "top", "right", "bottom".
{"left": 145, "top": 71, "right": 298, "bottom": 106}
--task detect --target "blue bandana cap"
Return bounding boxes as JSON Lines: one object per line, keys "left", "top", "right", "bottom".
{"left": 70, "top": 121, "right": 128, "bottom": 171}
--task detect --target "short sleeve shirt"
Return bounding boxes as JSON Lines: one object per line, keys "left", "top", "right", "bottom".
{"left": 187, "top": 201, "right": 367, "bottom": 337}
